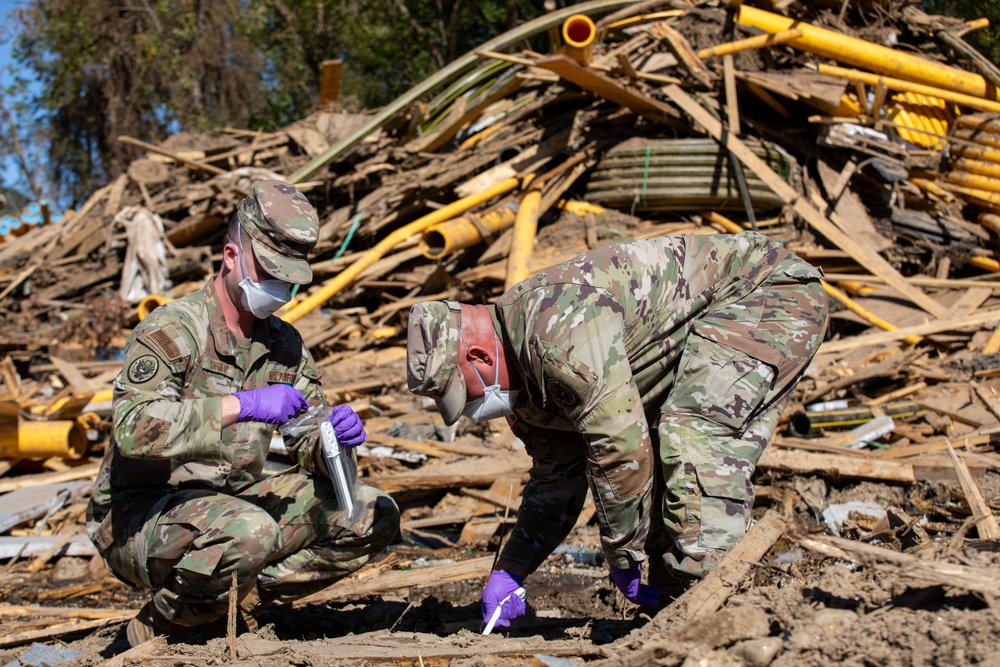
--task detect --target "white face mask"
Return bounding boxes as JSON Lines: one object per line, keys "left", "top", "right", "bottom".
{"left": 232, "top": 225, "right": 292, "bottom": 319}
{"left": 461, "top": 330, "right": 519, "bottom": 423}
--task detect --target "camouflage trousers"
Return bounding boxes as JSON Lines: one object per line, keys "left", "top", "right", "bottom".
{"left": 99, "top": 471, "right": 400, "bottom": 626}
{"left": 648, "top": 273, "right": 828, "bottom": 582}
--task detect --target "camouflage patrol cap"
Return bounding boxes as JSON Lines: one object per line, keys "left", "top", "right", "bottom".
{"left": 407, "top": 301, "right": 466, "bottom": 426}
{"left": 236, "top": 179, "right": 319, "bottom": 285}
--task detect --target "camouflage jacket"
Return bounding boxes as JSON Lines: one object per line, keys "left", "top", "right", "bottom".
{"left": 493, "top": 232, "right": 823, "bottom": 572}
{"left": 87, "top": 281, "right": 326, "bottom": 552}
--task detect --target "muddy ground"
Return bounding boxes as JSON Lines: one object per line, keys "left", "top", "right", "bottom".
{"left": 3, "top": 472, "right": 999, "bottom": 667}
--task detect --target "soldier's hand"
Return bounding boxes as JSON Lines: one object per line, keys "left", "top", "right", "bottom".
{"left": 609, "top": 563, "right": 661, "bottom": 605}
{"left": 327, "top": 404, "right": 366, "bottom": 447}
{"left": 481, "top": 570, "right": 526, "bottom": 629}
{"left": 234, "top": 385, "right": 308, "bottom": 424}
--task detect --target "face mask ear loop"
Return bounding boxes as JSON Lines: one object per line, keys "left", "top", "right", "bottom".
{"left": 461, "top": 329, "right": 494, "bottom": 391}
{"left": 235, "top": 219, "right": 252, "bottom": 280}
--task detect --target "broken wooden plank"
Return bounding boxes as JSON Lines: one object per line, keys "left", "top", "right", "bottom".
{"left": 370, "top": 453, "right": 530, "bottom": 495}
{"left": 533, "top": 55, "right": 684, "bottom": 128}
{"left": 0, "top": 534, "right": 96, "bottom": 559}
{"left": 0, "top": 464, "right": 101, "bottom": 495}
{"left": 0, "top": 481, "right": 91, "bottom": 533}
{"left": 759, "top": 448, "right": 916, "bottom": 483}
{"left": 0, "top": 614, "right": 134, "bottom": 649}
{"left": 946, "top": 441, "right": 1000, "bottom": 539}
{"left": 819, "top": 308, "right": 1000, "bottom": 354}
{"left": 295, "top": 555, "right": 495, "bottom": 606}
{"left": 662, "top": 84, "right": 947, "bottom": 318}
{"left": 797, "top": 534, "right": 1000, "bottom": 597}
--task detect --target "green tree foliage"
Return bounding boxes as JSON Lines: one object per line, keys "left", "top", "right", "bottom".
{"left": 923, "top": 1, "right": 1000, "bottom": 68}
{"left": 1, "top": 0, "right": 550, "bottom": 207}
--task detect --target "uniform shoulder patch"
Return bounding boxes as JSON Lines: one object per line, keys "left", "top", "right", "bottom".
{"left": 545, "top": 378, "right": 579, "bottom": 408}
{"left": 127, "top": 355, "right": 160, "bottom": 384}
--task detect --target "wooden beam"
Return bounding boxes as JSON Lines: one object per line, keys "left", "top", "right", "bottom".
{"left": 819, "top": 308, "right": 1000, "bottom": 354}
{"left": 661, "top": 84, "right": 947, "bottom": 318}
{"left": 946, "top": 441, "right": 1000, "bottom": 539}
{"left": 533, "top": 55, "right": 683, "bottom": 128}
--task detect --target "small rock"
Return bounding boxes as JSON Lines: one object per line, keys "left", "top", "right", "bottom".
{"left": 731, "top": 637, "right": 784, "bottom": 667}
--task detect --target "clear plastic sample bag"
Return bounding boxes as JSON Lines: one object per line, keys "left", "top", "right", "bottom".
{"left": 280, "top": 406, "right": 365, "bottom": 526}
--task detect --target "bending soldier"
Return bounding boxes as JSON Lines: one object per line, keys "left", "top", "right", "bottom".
{"left": 406, "top": 232, "right": 828, "bottom": 628}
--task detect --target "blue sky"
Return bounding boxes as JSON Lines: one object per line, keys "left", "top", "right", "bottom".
{"left": 0, "top": 0, "right": 31, "bottom": 196}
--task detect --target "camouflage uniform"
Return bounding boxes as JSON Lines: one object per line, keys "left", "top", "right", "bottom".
{"left": 411, "top": 232, "right": 827, "bottom": 581}
{"left": 86, "top": 181, "right": 399, "bottom": 627}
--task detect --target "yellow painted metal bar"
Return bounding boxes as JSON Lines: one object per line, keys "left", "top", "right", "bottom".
{"left": 822, "top": 281, "right": 922, "bottom": 345}
{"left": 419, "top": 204, "right": 518, "bottom": 260}
{"left": 705, "top": 211, "right": 920, "bottom": 343}
{"left": 697, "top": 28, "right": 803, "bottom": 60}
{"left": 281, "top": 177, "right": 522, "bottom": 324}
{"left": 818, "top": 65, "right": 1000, "bottom": 114}
{"left": 946, "top": 182, "right": 1000, "bottom": 205}
{"left": 504, "top": 190, "right": 543, "bottom": 291}
{"left": 0, "top": 418, "right": 88, "bottom": 459}
{"left": 952, "top": 143, "right": 1000, "bottom": 163}
{"left": 738, "top": 5, "right": 997, "bottom": 100}
{"left": 557, "top": 199, "right": 605, "bottom": 216}
{"left": 969, "top": 255, "right": 1000, "bottom": 272}
{"left": 947, "top": 170, "right": 1000, "bottom": 195}
{"left": 836, "top": 280, "right": 877, "bottom": 296}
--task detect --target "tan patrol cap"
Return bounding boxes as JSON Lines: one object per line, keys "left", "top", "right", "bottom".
{"left": 406, "top": 301, "right": 466, "bottom": 426}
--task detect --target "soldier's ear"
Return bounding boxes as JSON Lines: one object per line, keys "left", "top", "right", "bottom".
{"left": 222, "top": 241, "right": 239, "bottom": 273}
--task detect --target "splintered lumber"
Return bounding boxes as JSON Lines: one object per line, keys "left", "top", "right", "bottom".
{"left": 0, "top": 615, "right": 134, "bottom": 649}
{"left": 591, "top": 510, "right": 788, "bottom": 667}
{"left": 819, "top": 308, "right": 1000, "bottom": 354}
{"left": 295, "top": 555, "right": 494, "bottom": 605}
{"left": 0, "top": 481, "right": 91, "bottom": 533}
{"left": 0, "top": 604, "right": 128, "bottom": 620}
{"left": 533, "top": 55, "right": 683, "bottom": 127}
{"left": 661, "top": 84, "right": 946, "bottom": 318}
{"left": 797, "top": 534, "right": 1000, "bottom": 597}
{"left": 0, "top": 463, "right": 102, "bottom": 494}
{"left": 0, "top": 534, "right": 96, "bottom": 558}
{"left": 946, "top": 441, "right": 1000, "bottom": 538}
{"left": 758, "top": 448, "right": 916, "bottom": 484}
{"left": 370, "top": 453, "right": 530, "bottom": 494}
{"left": 671, "top": 509, "right": 787, "bottom": 623}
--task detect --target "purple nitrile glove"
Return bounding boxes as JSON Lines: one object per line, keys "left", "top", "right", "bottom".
{"left": 327, "top": 404, "right": 366, "bottom": 448}
{"left": 234, "top": 385, "right": 308, "bottom": 425}
{"left": 481, "top": 570, "right": 526, "bottom": 629}
{"left": 609, "top": 563, "right": 661, "bottom": 606}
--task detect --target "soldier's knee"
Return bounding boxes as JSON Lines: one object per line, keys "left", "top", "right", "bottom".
{"left": 217, "top": 513, "right": 281, "bottom": 567}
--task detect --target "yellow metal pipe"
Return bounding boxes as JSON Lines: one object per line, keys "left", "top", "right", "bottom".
{"left": 822, "top": 280, "right": 922, "bottom": 345}
{"left": 952, "top": 143, "right": 1000, "bottom": 164}
{"left": 697, "top": 28, "right": 803, "bottom": 60}
{"left": 562, "top": 14, "right": 596, "bottom": 64}
{"left": 137, "top": 294, "right": 173, "bottom": 321}
{"left": 818, "top": 65, "right": 1000, "bottom": 114}
{"left": 504, "top": 190, "right": 543, "bottom": 291}
{"left": 557, "top": 199, "right": 605, "bottom": 216}
{"left": 909, "top": 178, "right": 956, "bottom": 202}
{"left": 956, "top": 114, "right": 1000, "bottom": 132}
{"left": 836, "top": 280, "right": 878, "bottom": 296}
{"left": 281, "top": 177, "right": 522, "bottom": 324}
{"left": 968, "top": 255, "right": 1000, "bottom": 272}
{"left": 0, "top": 418, "right": 88, "bottom": 459}
{"left": 738, "top": 6, "right": 997, "bottom": 100}
{"left": 705, "top": 211, "right": 920, "bottom": 343}
{"left": 947, "top": 170, "right": 1000, "bottom": 195}
{"left": 420, "top": 204, "right": 518, "bottom": 260}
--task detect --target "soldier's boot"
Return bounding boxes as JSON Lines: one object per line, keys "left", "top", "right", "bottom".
{"left": 126, "top": 599, "right": 186, "bottom": 647}
{"left": 237, "top": 587, "right": 261, "bottom": 633}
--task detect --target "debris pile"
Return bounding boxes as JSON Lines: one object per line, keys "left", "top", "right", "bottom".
{"left": 2, "top": 1, "right": 1000, "bottom": 664}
